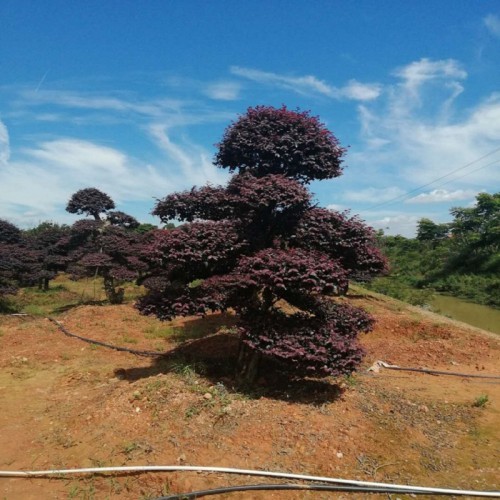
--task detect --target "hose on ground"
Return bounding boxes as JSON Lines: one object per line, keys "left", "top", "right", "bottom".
{"left": 368, "top": 360, "right": 500, "bottom": 380}
{"left": 47, "top": 317, "right": 166, "bottom": 357}
{"left": 155, "top": 482, "right": 469, "bottom": 499}
{"left": 0, "top": 465, "right": 498, "bottom": 497}
{"left": 46, "top": 318, "right": 500, "bottom": 380}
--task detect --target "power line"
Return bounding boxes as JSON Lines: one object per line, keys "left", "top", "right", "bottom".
{"left": 365, "top": 146, "right": 500, "bottom": 210}
{"left": 404, "top": 159, "right": 500, "bottom": 202}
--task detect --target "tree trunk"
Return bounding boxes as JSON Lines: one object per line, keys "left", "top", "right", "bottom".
{"left": 43, "top": 277, "right": 49, "bottom": 291}
{"left": 103, "top": 276, "right": 124, "bottom": 304}
{"left": 236, "top": 341, "right": 261, "bottom": 387}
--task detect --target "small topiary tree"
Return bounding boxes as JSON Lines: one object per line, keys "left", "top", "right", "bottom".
{"left": 138, "top": 105, "right": 386, "bottom": 384}
{"left": 64, "top": 190, "right": 146, "bottom": 304}
{"left": 66, "top": 188, "right": 115, "bottom": 221}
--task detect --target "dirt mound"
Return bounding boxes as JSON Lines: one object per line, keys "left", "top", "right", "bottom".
{"left": 1, "top": 293, "right": 499, "bottom": 499}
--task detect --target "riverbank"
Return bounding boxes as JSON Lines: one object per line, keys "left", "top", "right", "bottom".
{"left": 430, "top": 294, "right": 500, "bottom": 335}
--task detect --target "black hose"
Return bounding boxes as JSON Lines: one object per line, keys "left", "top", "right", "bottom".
{"left": 155, "top": 482, "right": 461, "bottom": 499}
{"left": 47, "top": 317, "right": 166, "bottom": 357}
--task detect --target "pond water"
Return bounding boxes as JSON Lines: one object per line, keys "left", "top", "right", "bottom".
{"left": 430, "top": 294, "right": 500, "bottom": 335}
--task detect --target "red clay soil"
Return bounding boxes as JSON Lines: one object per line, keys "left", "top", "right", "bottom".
{"left": 0, "top": 292, "right": 499, "bottom": 499}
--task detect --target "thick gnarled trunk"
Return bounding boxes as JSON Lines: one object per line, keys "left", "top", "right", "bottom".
{"left": 103, "top": 275, "right": 124, "bottom": 304}
{"left": 236, "top": 341, "right": 261, "bottom": 387}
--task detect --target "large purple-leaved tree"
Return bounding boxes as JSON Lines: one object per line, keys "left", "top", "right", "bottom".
{"left": 138, "top": 106, "right": 386, "bottom": 384}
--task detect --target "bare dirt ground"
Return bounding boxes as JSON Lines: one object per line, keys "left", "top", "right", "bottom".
{"left": 0, "top": 289, "right": 499, "bottom": 499}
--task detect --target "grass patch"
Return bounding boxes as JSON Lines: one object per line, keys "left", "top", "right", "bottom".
{"left": 472, "top": 394, "right": 489, "bottom": 408}
{"left": 144, "top": 325, "right": 175, "bottom": 339}
{"left": 4, "top": 274, "right": 146, "bottom": 316}
{"left": 122, "top": 335, "right": 138, "bottom": 344}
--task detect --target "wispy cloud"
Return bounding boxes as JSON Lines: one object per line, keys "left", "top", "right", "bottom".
{"left": 406, "top": 188, "right": 482, "bottom": 204}
{"left": 392, "top": 58, "right": 466, "bottom": 97}
{"left": 0, "top": 119, "right": 10, "bottom": 165}
{"left": 484, "top": 14, "right": 500, "bottom": 38}
{"left": 353, "top": 58, "right": 500, "bottom": 187}
{"left": 343, "top": 186, "right": 405, "bottom": 203}
{"left": 325, "top": 203, "right": 344, "bottom": 212}
{"left": 0, "top": 117, "right": 227, "bottom": 227}
{"left": 20, "top": 89, "right": 184, "bottom": 118}
{"left": 0, "top": 133, "right": 172, "bottom": 225}
{"left": 148, "top": 124, "right": 228, "bottom": 187}
{"left": 368, "top": 214, "right": 421, "bottom": 237}
{"left": 230, "top": 66, "right": 381, "bottom": 101}
{"left": 204, "top": 81, "right": 241, "bottom": 101}
{"left": 340, "top": 80, "right": 382, "bottom": 101}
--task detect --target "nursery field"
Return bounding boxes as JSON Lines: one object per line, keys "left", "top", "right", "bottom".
{"left": 0, "top": 279, "right": 499, "bottom": 499}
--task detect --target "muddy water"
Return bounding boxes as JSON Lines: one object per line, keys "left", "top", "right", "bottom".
{"left": 431, "top": 294, "right": 500, "bottom": 335}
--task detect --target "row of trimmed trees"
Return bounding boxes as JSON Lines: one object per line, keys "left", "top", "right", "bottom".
{"left": 0, "top": 189, "right": 147, "bottom": 303}
{"left": 1, "top": 106, "right": 387, "bottom": 382}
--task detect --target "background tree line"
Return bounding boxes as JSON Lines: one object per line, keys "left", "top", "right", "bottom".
{"left": 367, "top": 192, "right": 499, "bottom": 308}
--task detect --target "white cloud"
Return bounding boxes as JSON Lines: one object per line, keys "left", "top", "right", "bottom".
{"left": 148, "top": 124, "right": 228, "bottom": 187}
{"left": 204, "top": 81, "right": 241, "bottom": 101}
{"left": 0, "top": 127, "right": 228, "bottom": 227}
{"left": 326, "top": 203, "right": 344, "bottom": 211}
{"left": 406, "top": 189, "right": 483, "bottom": 204}
{"left": 484, "top": 14, "right": 500, "bottom": 38}
{"left": 392, "top": 58, "right": 466, "bottom": 97}
{"left": 368, "top": 214, "right": 421, "bottom": 237}
{"left": 230, "top": 66, "right": 333, "bottom": 96}
{"left": 0, "top": 119, "right": 10, "bottom": 165}
{"left": 353, "top": 58, "right": 500, "bottom": 188}
{"left": 230, "top": 66, "right": 381, "bottom": 101}
{"left": 19, "top": 89, "right": 186, "bottom": 119}
{"left": 340, "top": 80, "right": 382, "bottom": 101}
{"left": 0, "top": 136, "right": 175, "bottom": 226}
{"left": 343, "top": 186, "right": 405, "bottom": 203}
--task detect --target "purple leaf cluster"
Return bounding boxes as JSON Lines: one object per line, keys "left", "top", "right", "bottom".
{"left": 237, "top": 249, "right": 348, "bottom": 296}
{"left": 137, "top": 106, "right": 385, "bottom": 378}
{"left": 215, "top": 105, "right": 346, "bottom": 183}
{"left": 239, "top": 307, "right": 369, "bottom": 377}
{"left": 154, "top": 173, "right": 311, "bottom": 224}
{"left": 290, "top": 208, "right": 388, "bottom": 280}
{"left": 0, "top": 221, "right": 44, "bottom": 294}
{"left": 66, "top": 188, "right": 115, "bottom": 220}
{"left": 62, "top": 190, "right": 148, "bottom": 303}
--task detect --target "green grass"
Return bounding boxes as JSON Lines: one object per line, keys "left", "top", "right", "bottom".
{"left": 4, "top": 274, "right": 145, "bottom": 316}
{"left": 472, "top": 394, "right": 489, "bottom": 408}
{"left": 122, "top": 335, "right": 138, "bottom": 344}
{"left": 143, "top": 325, "right": 175, "bottom": 339}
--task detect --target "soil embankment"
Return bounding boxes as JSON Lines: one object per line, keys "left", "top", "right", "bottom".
{"left": 1, "top": 291, "right": 499, "bottom": 499}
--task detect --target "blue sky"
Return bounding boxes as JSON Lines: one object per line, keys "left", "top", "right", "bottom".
{"left": 1, "top": 1, "right": 499, "bottom": 236}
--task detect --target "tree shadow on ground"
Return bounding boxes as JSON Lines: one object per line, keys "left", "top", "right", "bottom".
{"left": 114, "top": 329, "right": 344, "bottom": 405}
{"left": 169, "top": 312, "right": 239, "bottom": 343}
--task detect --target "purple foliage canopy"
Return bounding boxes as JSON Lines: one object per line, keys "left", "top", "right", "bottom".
{"left": 138, "top": 105, "right": 387, "bottom": 379}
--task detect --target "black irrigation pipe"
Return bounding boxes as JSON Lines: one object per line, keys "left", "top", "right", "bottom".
{"left": 47, "top": 317, "right": 166, "bottom": 358}
{"left": 12, "top": 314, "right": 500, "bottom": 380}
{"left": 156, "top": 482, "right": 493, "bottom": 499}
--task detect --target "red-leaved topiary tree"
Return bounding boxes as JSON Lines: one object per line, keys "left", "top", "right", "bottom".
{"left": 0, "top": 219, "right": 43, "bottom": 297}
{"left": 138, "top": 105, "right": 387, "bottom": 384}
{"left": 66, "top": 188, "right": 115, "bottom": 221}
{"left": 64, "top": 189, "right": 146, "bottom": 304}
